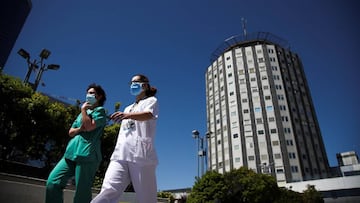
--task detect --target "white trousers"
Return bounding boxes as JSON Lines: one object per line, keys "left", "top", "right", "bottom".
{"left": 91, "top": 160, "right": 157, "bottom": 203}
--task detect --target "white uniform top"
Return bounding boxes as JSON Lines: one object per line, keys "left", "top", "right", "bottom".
{"left": 110, "top": 96, "right": 159, "bottom": 166}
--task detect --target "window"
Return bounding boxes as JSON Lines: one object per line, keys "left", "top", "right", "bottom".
{"left": 254, "top": 107, "right": 261, "bottom": 112}
{"left": 276, "top": 168, "right": 284, "bottom": 173}
{"left": 289, "top": 152, "right": 296, "bottom": 159}
{"left": 248, "top": 156, "right": 255, "bottom": 161}
{"left": 258, "top": 130, "right": 264, "bottom": 135}
{"left": 233, "top": 133, "right": 239, "bottom": 138}
{"left": 266, "top": 106, "right": 273, "bottom": 111}
{"left": 243, "top": 109, "right": 249, "bottom": 113}
{"left": 284, "top": 128, "right": 291, "bottom": 133}
{"left": 286, "top": 139, "right": 294, "bottom": 146}
{"left": 270, "top": 128, "right": 277, "bottom": 133}
{"left": 272, "top": 140, "right": 279, "bottom": 146}
{"left": 265, "top": 95, "right": 271, "bottom": 100}
{"left": 256, "top": 118, "right": 263, "bottom": 124}
{"left": 235, "top": 157, "right": 241, "bottom": 163}
{"left": 291, "top": 166, "right": 299, "bottom": 173}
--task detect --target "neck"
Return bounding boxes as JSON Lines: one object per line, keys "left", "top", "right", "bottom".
{"left": 135, "top": 93, "right": 147, "bottom": 103}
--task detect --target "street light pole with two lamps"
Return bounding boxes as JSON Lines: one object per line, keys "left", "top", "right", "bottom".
{"left": 18, "top": 48, "right": 60, "bottom": 91}
{"left": 192, "top": 130, "right": 211, "bottom": 179}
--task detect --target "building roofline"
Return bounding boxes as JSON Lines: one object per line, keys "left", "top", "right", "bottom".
{"left": 210, "top": 31, "right": 290, "bottom": 63}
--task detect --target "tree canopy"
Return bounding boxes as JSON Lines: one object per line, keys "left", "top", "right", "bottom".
{"left": 187, "top": 167, "right": 324, "bottom": 203}
{"left": 0, "top": 73, "right": 120, "bottom": 184}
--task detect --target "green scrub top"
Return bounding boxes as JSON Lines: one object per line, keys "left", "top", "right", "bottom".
{"left": 64, "top": 106, "right": 106, "bottom": 163}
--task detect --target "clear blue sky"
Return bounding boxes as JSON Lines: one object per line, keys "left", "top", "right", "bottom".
{"left": 4, "top": 0, "right": 360, "bottom": 190}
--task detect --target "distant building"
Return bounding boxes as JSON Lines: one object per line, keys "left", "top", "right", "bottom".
{"left": 0, "top": 0, "right": 32, "bottom": 68}
{"left": 337, "top": 151, "right": 360, "bottom": 177}
{"left": 285, "top": 152, "right": 360, "bottom": 202}
{"left": 205, "top": 32, "right": 330, "bottom": 186}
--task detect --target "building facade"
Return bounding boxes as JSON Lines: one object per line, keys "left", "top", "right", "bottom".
{"left": 0, "top": 0, "right": 32, "bottom": 68}
{"left": 205, "top": 32, "right": 330, "bottom": 186}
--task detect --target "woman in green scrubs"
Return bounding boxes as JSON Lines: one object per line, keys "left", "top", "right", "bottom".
{"left": 45, "top": 83, "right": 107, "bottom": 203}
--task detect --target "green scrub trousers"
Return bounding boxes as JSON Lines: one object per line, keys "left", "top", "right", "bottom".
{"left": 45, "top": 157, "right": 99, "bottom": 203}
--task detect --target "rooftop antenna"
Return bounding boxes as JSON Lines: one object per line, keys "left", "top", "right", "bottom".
{"left": 241, "top": 17, "right": 247, "bottom": 38}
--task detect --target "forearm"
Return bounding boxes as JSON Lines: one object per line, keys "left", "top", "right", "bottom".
{"left": 69, "top": 127, "right": 82, "bottom": 137}
{"left": 81, "top": 109, "right": 93, "bottom": 129}
{"left": 127, "top": 111, "right": 153, "bottom": 121}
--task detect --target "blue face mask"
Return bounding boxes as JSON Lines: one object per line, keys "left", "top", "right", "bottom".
{"left": 130, "top": 82, "right": 143, "bottom": 96}
{"left": 86, "top": 94, "right": 97, "bottom": 105}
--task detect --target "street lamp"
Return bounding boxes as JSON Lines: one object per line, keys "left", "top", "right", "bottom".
{"left": 192, "top": 130, "right": 211, "bottom": 178}
{"left": 17, "top": 48, "right": 60, "bottom": 91}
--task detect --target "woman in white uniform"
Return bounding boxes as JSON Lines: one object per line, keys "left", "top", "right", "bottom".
{"left": 91, "top": 74, "right": 159, "bottom": 203}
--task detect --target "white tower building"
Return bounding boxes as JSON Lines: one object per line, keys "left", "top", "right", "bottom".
{"left": 205, "top": 32, "right": 330, "bottom": 186}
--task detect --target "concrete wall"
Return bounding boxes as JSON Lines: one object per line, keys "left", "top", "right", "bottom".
{"left": 0, "top": 173, "right": 137, "bottom": 203}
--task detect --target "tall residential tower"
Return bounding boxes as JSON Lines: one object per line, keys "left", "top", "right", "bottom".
{"left": 205, "top": 32, "right": 330, "bottom": 186}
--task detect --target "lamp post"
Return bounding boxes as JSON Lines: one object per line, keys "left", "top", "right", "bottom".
{"left": 192, "top": 130, "right": 211, "bottom": 178}
{"left": 18, "top": 48, "right": 60, "bottom": 91}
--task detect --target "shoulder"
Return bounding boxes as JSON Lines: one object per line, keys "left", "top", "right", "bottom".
{"left": 145, "top": 96, "right": 157, "bottom": 102}
{"left": 144, "top": 96, "right": 158, "bottom": 105}
{"left": 93, "top": 106, "right": 106, "bottom": 114}
{"left": 94, "top": 106, "right": 105, "bottom": 110}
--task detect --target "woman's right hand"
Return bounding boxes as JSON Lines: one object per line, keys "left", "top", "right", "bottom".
{"left": 110, "top": 111, "right": 124, "bottom": 123}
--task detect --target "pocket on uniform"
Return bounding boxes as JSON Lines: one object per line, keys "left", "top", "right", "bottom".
{"left": 135, "top": 137, "right": 154, "bottom": 159}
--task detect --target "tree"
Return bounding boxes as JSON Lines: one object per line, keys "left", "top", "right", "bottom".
{"left": 188, "top": 167, "right": 281, "bottom": 203}
{"left": 0, "top": 74, "right": 78, "bottom": 171}
{"left": 187, "top": 170, "right": 228, "bottom": 203}
{"left": 302, "top": 185, "right": 324, "bottom": 203}
{"left": 223, "top": 167, "right": 279, "bottom": 203}
{"left": 0, "top": 74, "right": 33, "bottom": 160}
{"left": 0, "top": 74, "right": 128, "bottom": 190}
{"left": 93, "top": 123, "right": 120, "bottom": 188}
{"left": 274, "top": 187, "right": 303, "bottom": 203}
{"left": 157, "top": 191, "right": 175, "bottom": 203}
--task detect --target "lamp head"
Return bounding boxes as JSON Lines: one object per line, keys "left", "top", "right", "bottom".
{"left": 18, "top": 48, "right": 30, "bottom": 59}
{"left": 192, "top": 130, "right": 200, "bottom": 138}
{"left": 39, "top": 49, "right": 51, "bottom": 59}
{"left": 47, "top": 64, "right": 60, "bottom": 70}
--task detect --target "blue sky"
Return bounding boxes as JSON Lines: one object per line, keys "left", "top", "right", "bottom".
{"left": 4, "top": 0, "right": 360, "bottom": 190}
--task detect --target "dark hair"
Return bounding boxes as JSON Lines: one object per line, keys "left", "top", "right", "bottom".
{"left": 135, "top": 74, "right": 157, "bottom": 97}
{"left": 87, "top": 83, "right": 106, "bottom": 106}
